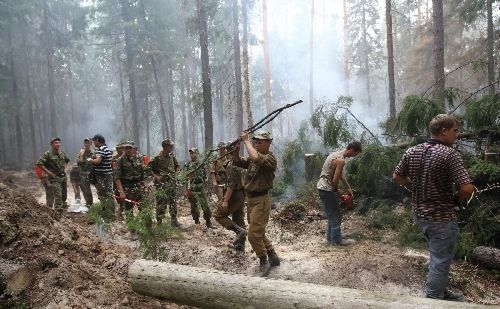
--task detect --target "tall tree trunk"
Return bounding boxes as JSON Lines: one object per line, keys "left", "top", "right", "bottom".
{"left": 241, "top": 0, "right": 253, "bottom": 128}
{"left": 309, "top": 0, "right": 315, "bottom": 114}
{"left": 145, "top": 85, "right": 151, "bottom": 156}
{"left": 120, "top": 0, "right": 140, "bottom": 145}
{"left": 233, "top": 0, "right": 244, "bottom": 140}
{"left": 68, "top": 64, "right": 76, "bottom": 150}
{"left": 386, "top": 0, "right": 396, "bottom": 118}
{"left": 486, "top": 0, "right": 495, "bottom": 95}
{"left": 43, "top": 2, "right": 57, "bottom": 137}
{"left": 262, "top": 0, "right": 272, "bottom": 129}
{"left": 343, "top": 0, "right": 350, "bottom": 96}
{"left": 361, "top": 3, "right": 372, "bottom": 106}
{"left": 432, "top": 0, "right": 445, "bottom": 109}
{"left": 22, "top": 33, "right": 38, "bottom": 162}
{"left": 166, "top": 66, "right": 176, "bottom": 141}
{"left": 187, "top": 62, "right": 197, "bottom": 149}
{"left": 180, "top": 66, "right": 189, "bottom": 156}
{"left": 7, "top": 24, "right": 24, "bottom": 169}
{"left": 197, "top": 0, "right": 213, "bottom": 150}
{"left": 117, "top": 54, "right": 128, "bottom": 135}
{"left": 151, "top": 56, "right": 168, "bottom": 139}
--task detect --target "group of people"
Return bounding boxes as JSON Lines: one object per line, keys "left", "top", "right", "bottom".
{"left": 36, "top": 113, "right": 474, "bottom": 298}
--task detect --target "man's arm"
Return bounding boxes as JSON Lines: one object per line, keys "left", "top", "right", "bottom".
{"left": 240, "top": 132, "right": 259, "bottom": 162}
{"left": 393, "top": 173, "right": 412, "bottom": 189}
{"left": 331, "top": 158, "right": 345, "bottom": 190}
{"left": 340, "top": 174, "right": 353, "bottom": 195}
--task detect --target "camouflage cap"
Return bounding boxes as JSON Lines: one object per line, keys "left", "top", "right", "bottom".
{"left": 122, "top": 141, "right": 135, "bottom": 148}
{"left": 162, "top": 139, "right": 175, "bottom": 147}
{"left": 50, "top": 137, "right": 61, "bottom": 144}
{"left": 83, "top": 137, "right": 92, "bottom": 142}
{"left": 252, "top": 131, "right": 273, "bottom": 140}
{"left": 189, "top": 147, "right": 199, "bottom": 154}
{"left": 115, "top": 140, "right": 127, "bottom": 148}
{"left": 217, "top": 141, "right": 226, "bottom": 148}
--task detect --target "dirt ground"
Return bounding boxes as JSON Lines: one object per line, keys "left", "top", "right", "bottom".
{"left": 1, "top": 170, "right": 499, "bottom": 308}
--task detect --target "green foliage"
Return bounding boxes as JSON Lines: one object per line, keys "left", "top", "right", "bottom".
{"left": 346, "top": 143, "right": 404, "bottom": 198}
{"left": 270, "top": 177, "right": 287, "bottom": 199}
{"left": 469, "top": 159, "right": 500, "bottom": 182}
{"left": 126, "top": 193, "right": 180, "bottom": 260}
{"left": 396, "top": 207, "right": 426, "bottom": 249}
{"left": 283, "top": 140, "right": 303, "bottom": 185}
{"left": 463, "top": 95, "right": 500, "bottom": 132}
{"left": 365, "top": 203, "right": 402, "bottom": 229}
{"left": 392, "top": 95, "right": 443, "bottom": 137}
{"left": 296, "top": 181, "right": 321, "bottom": 209}
{"left": 0, "top": 296, "right": 30, "bottom": 309}
{"left": 310, "top": 96, "right": 353, "bottom": 148}
{"left": 86, "top": 200, "right": 115, "bottom": 226}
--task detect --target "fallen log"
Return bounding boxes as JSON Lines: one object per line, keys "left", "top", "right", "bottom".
{"left": 128, "top": 259, "right": 490, "bottom": 309}
{"left": 0, "top": 258, "right": 33, "bottom": 296}
{"left": 471, "top": 246, "right": 500, "bottom": 270}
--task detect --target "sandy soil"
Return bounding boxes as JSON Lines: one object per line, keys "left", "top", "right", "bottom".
{"left": 1, "top": 170, "right": 499, "bottom": 308}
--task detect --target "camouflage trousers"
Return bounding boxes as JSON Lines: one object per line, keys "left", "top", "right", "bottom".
{"left": 42, "top": 176, "right": 67, "bottom": 212}
{"left": 188, "top": 191, "right": 212, "bottom": 221}
{"left": 247, "top": 194, "right": 273, "bottom": 257}
{"left": 155, "top": 183, "right": 177, "bottom": 223}
{"left": 94, "top": 173, "right": 116, "bottom": 220}
{"left": 122, "top": 182, "right": 144, "bottom": 212}
{"left": 214, "top": 189, "right": 246, "bottom": 230}
{"left": 79, "top": 176, "right": 93, "bottom": 206}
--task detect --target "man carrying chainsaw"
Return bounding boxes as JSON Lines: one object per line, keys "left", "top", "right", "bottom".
{"left": 317, "top": 141, "right": 362, "bottom": 246}
{"left": 114, "top": 141, "right": 146, "bottom": 216}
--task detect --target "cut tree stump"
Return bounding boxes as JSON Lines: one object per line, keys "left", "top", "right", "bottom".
{"left": 128, "top": 259, "right": 491, "bottom": 309}
{"left": 304, "top": 153, "right": 315, "bottom": 182}
{"left": 471, "top": 246, "right": 500, "bottom": 270}
{"left": 0, "top": 258, "right": 33, "bottom": 295}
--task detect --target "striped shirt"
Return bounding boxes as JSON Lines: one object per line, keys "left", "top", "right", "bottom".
{"left": 94, "top": 145, "right": 113, "bottom": 174}
{"left": 394, "top": 140, "right": 471, "bottom": 222}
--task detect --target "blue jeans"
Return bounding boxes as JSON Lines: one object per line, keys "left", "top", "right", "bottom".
{"left": 414, "top": 216, "right": 459, "bottom": 299}
{"left": 318, "top": 189, "right": 342, "bottom": 244}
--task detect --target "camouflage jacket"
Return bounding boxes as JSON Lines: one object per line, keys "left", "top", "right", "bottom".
{"left": 76, "top": 149, "right": 95, "bottom": 174}
{"left": 36, "top": 150, "right": 70, "bottom": 178}
{"left": 149, "top": 151, "right": 179, "bottom": 183}
{"left": 210, "top": 156, "right": 229, "bottom": 183}
{"left": 114, "top": 155, "right": 145, "bottom": 185}
{"left": 184, "top": 159, "right": 206, "bottom": 191}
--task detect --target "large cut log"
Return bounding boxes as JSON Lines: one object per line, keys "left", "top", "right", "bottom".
{"left": 128, "top": 260, "right": 490, "bottom": 309}
{"left": 471, "top": 246, "right": 500, "bottom": 270}
{"left": 0, "top": 258, "right": 33, "bottom": 295}
{"left": 304, "top": 153, "right": 315, "bottom": 182}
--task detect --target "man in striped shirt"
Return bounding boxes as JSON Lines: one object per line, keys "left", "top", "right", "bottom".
{"left": 393, "top": 114, "right": 474, "bottom": 301}
{"left": 89, "top": 134, "right": 116, "bottom": 220}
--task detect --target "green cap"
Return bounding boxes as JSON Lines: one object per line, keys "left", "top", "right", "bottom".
{"left": 162, "top": 139, "right": 174, "bottom": 147}
{"left": 122, "top": 141, "right": 135, "bottom": 148}
{"left": 50, "top": 137, "right": 61, "bottom": 144}
{"left": 252, "top": 131, "right": 273, "bottom": 140}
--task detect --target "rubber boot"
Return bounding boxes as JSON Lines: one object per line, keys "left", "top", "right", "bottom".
{"left": 267, "top": 248, "right": 281, "bottom": 267}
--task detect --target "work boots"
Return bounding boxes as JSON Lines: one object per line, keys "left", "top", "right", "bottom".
{"left": 267, "top": 248, "right": 281, "bottom": 267}
{"left": 206, "top": 218, "right": 217, "bottom": 229}
{"left": 258, "top": 256, "right": 271, "bottom": 277}
{"left": 228, "top": 235, "right": 246, "bottom": 252}
{"left": 229, "top": 223, "right": 247, "bottom": 244}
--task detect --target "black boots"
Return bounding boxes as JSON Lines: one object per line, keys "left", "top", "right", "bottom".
{"left": 267, "top": 248, "right": 281, "bottom": 267}
{"left": 229, "top": 223, "right": 247, "bottom": 244}
{"left": 205, "top": 218, "right": 217, "bottom": 229}
{"left": 258, "top": 256, "right": 271, "bottom": 277}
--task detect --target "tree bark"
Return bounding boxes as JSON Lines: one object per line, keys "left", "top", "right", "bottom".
{"left": 128, "top": 260, "right": 488, "bottom": 309}
{"left": 117, "top": 53, "right": 128, "bottom": 137}
{"left": 197, "top": 0, "right": 214, "bottom": 150}
{"left": 486, "top": 0, "right": 495, "bottom": 96}
{"left": 180, "top": 66, "right": 189, "bottom": 156}
{"left": 471, "top": 246, "right": 500, "bottom": 270}
{"left": 150, "top": 56, "right": 168, "bottom": 139}
{"left": 241, "top": 0, "right": 253, "bottom": 128}
{"left": 0, "top": 259, "right": 33, "bottom": 296}
{"left": 386, "top": 0, "right": 396, "bottom": 118}
{"left": 120, "top": 0, "right": 140, "bottom": 146}
{"left": 166, "top": 66, "right": 176, "bottom": 141}
{"left": 43, "top": 2, "right": 57, "bottom": 137}
{"left": 361, "top": 2, "right": 372, "bottom": 106}
{"left": 262, "top": 0, "right": 272, "bottom": 130}
{"left": 145, "top": 85, "right": 150, "bottom": 156}
{"left": 233, "top": 0, "right": 244, "bottom": 138}
{"left": 309, "top": 0, "right": 315, "bottom": 114}
{"left": 343, "top": 0, "right": 350, "bottom": 96}
{"left": 432, "top": 0, "right": 445, "bottom": 109}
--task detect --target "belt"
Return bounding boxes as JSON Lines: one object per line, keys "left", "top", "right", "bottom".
{"left": 246, "top": 190, "right": 268, "bottom": 198}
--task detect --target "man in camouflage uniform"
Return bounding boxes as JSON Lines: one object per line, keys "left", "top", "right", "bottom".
{"left": 76, "top": 137, "right": 95, "bottom": 207}
{"left": 36, "top": 137, "right": 70, "bottom": 212}
{"left": 232, "top": 131, "right": 280, "bottom": 276}
{"left": 114, "top": 141, "right": 146, "bottom": 214}
{"left": 149, "top": 139, "right": 180, "bottom": 226}
{"left": 210, "top": 141, "right": 229, "bottom": 202}
{"left": 112, "top": 141, "right": 125, "bottom": 217}
{"left": 184, "top": 148, "right": 215, "bottom": 228}
{"left": 214, "top": 142, "right": 247, "bottom": 251}
{"left": 112, "top": 141, "right": 125, "bottom": 169}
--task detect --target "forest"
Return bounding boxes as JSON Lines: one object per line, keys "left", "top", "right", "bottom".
{"left": 0, "top": 0, "right": 499, "bottom": 308}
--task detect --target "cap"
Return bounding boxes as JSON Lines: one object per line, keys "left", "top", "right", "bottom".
{"left": 122, "top": 141, "right": 135, "bottom": 148}
{"left": 217, "top": 141, "right": 226, "bottom": 148}
{"left": 92, "top": 134, "right": 105, "bottom": 143}
{"left": 162, "top": 139, "right": 174, "bottom": 147}
{"left": 83, "top": 137, "right": 92, "bottom": 142}
{"left": 189, "top": 147, "right": 199, "bottom": 154}
{"left": 252, "top": 131, "right": 273, "bottom": 140}
{"left": 50, "top": 137, "right": 61, "bottom": 144}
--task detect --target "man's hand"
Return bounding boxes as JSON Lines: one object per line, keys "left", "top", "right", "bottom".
{"left": 345, "top": 188, "right": 353, "bottom": 196}
{"left": 78, "top": 149, "right": 85, "bottom": 161}
{"left": 221, "top": 201, "right": 228, "bottom": 209}
{"left": 240, "top": 131, "right": 249, "bottom": 142}
{"left": 119, "top": 191, "right": 126, "bottom": 200}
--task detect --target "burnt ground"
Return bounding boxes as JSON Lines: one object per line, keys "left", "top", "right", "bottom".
{"left": 1, "top": 169, "right": 499, "bottom": 308}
